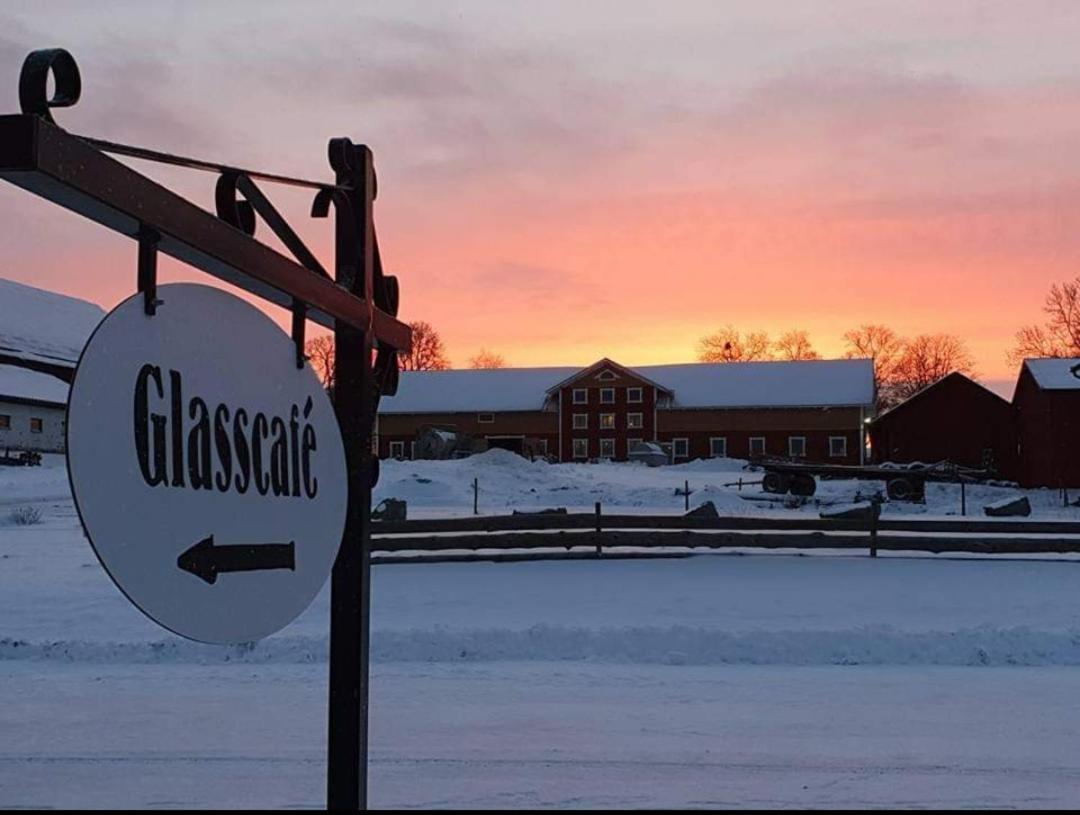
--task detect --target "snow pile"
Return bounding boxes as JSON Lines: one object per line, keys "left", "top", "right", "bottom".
{"left": 0, "top": 278, "right": 104, "bottom": 368}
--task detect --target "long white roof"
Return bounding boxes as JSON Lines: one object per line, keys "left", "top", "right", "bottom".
{"left": 382, "top": 358, "right": 874, "bottom": 414}
{"left": 0, "top": 278, "right": 105, "bottom": 368}
{"left": 0, "top": 363, "right": 69, "bottom": 406}
{"left": 1024, "top": 358, "right": 1080, "bottom": 390}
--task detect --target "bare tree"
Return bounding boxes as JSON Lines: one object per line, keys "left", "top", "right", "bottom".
{"left": 842, "top": 324, "right": 905, "bottom": 410}
{"left": 698, "top": 325, "right": 773, "bottom": 363}
{"left": 469, "top": 348, "right": 507, "bottom": 369}
{"left": 774, "top": 329, "right": 820, "bottom": 361}
{"left": 1008, "top": 277, "right": 1080, "bottom": 364}
{"left": 399, "top": 320, "right": 451, "bottom": 371}
{"left": 890, "top": 333, "right": 976, "bottom": 403}
{"left": 305, "top": 335, "right": 335, "bottom": 390}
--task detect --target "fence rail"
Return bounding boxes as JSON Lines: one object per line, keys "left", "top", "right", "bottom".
{"left": 370, "top": 511, "right": 1080, "bottom": 562}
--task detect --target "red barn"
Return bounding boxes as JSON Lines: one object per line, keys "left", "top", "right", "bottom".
{"left": 869, "top": 372, "right": 1017, "bottom": 476}
{"left": 1013, "top": 358, "right": 1080, "bottom": 488}
{"left": 377, "top": 357, "right": 874, "bottom": 464}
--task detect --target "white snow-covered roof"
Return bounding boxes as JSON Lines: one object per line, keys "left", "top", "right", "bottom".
{"left": 1023, "top": 358, "right": 1080, "bottom": 390}
{"left": 382, "top": 358, "right": 874, "bottom": 414}
{"left": 385, "top": 366, "right": 579, "bottom": 413}
{"left": 0, "top": 364, "right": 69, "bottom": 406}
{"left": 0, "top": 278, "right": 105, "bottom": 368}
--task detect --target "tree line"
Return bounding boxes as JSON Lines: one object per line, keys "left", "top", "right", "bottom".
{"left": 305, "top": 321, "right": 508, "bottom": 392}
{"left": 305, "top": 275, "right": 1080, "bottom": 411}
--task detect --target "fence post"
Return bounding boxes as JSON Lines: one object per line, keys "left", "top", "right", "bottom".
{"left": 595, "top": 501, "right": 602, "bottom": 558}
{"left": 684, "top": 479, "right": 690, "bottom": 512}
{"left": 473, "top": 477, "right": 478, "bottom": 515}
{"left": 869, "top": 496, "right": 880, "bottom": 558}
{"left": 960, "top": 480, "right": 966, "bottom": 517}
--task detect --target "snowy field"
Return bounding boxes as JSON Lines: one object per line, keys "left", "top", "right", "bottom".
{"left": 3, "top": 453, "right": 1080, "bottom": 808}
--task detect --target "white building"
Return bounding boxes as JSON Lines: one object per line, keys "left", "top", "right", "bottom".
{"left": 0, "top": 364, "right": 68, "bottom": 453}
{"left": 0, "top": 278, "right": 105, "bottom": 453}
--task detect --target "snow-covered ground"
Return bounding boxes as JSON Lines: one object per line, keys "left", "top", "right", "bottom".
{"left": 3, "top": 452, "right": 1080, "bottom": 808}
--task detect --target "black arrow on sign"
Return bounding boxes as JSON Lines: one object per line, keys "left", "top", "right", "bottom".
{"left": 177, "top": 536, "right": 296, "bottom": 585}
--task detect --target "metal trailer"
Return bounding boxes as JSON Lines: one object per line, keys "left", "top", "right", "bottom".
{"left": 758, "top": 460, "right": 994, "bottom": 502}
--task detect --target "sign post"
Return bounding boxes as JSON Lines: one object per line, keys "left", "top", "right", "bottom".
{"left": 0, "top": 48, "right": 410, "bottom": 810}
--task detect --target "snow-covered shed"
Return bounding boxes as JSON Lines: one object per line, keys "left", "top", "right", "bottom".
{"left": 1013, "top": 358, "right": 1080, "bottom": 487}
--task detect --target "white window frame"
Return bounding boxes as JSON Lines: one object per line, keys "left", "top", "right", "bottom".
{"left": 829, "top": 435, "right": 848, "bottom": 458}
{"left": 389, "top": 440, "right": 405, "bottom": 459}
{"left": 788, "top": 436, "right": 807, "bottom": 458}
{"left": 599, "top": 438, "right": 616, "bottom": 459}
{"left": 627, "top": 387, "right": 643, "bottom": 403}
{"left": 573, "top": 388, "right": 588, "bottom": 404}
{"left": 600, "top": 387, "right": 615, "bottom": 404}
{"left": 627, "top": 412, "right": 643, "bottom": 429}
{"left": 535, "top": 439, "right": 548, "bottom": 455}
{"left": 627, "top": 437, "right": 643, "bottom": 450}
{"left": 572, "top": 438, "right": 588, "bottom": 459}
{"left": 477, "top": 413, "right": 494, "bottom": 424}
{"left": 598, "top": 369, "right": 617, "bottom": 381}
{"left": 672, "top": 437, "right": 689, "bottom": 458}
{"left": 709, "top": 437, "right": 727, "bottom": 458}
{"left": 29, "top": 417, "right": 43, "bottom": 434}
{"left": 749, "top": 436, "right": 766, "bottom": 457}
{"left": 600, "top": 413, "right": 616, "bottom": 430}
{"left": 572, "top": 413, "right": 588, "bottom": 430}
{"left": 410, "top": 440, "right": 417, "bottom": 460}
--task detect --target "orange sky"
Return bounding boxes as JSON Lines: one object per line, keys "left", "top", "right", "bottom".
{"left": 3, "top": 2, "right": 1080, "bottom": 394}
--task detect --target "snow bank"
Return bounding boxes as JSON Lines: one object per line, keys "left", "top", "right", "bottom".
{"left": 5, "top": 624, "right": 1080, "bottom": 667}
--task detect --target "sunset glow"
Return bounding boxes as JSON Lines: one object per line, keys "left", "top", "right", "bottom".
{"left": 3, "top": 2, "right": 1080, "bottom": 391}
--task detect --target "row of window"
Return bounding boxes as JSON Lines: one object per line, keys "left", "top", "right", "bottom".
{"left": 0, "top": 415, "right": 44, "bottom": 433}
{"left": 572, "top": 435, "right": 849, "bottom": 459}
{"left": 571, "top": 387, "right": 642, "bottom": 405}
{"left": 572, "top": 412, "right": 643, "bottom": 430}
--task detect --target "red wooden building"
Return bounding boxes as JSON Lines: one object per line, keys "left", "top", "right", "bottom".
{"left": 1013, "top": 358, "right": 1080, "bottom": 488}
{"left": 377, "top": 357, "right": 874, "bottom": 464}
{"left": 868, "top": 372, "right": 1017, "bottom": 476}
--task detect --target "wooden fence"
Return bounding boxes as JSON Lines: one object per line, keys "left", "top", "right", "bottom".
{"left": 370, "top": 511, "right": 1080, "bottom": 564}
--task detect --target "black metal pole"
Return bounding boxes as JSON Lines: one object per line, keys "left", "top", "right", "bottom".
{"left": 327, "top": 140, "right": 376, "bottom": 811}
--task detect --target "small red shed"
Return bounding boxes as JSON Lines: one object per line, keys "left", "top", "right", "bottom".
{"left": 1013, "top": 358, "right": 1080, "bottom": 488}
{"left": 870, "top": 372, "right": 1017, "bottom": 477}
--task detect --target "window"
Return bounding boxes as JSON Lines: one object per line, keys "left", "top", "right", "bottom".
{"left": 599, "top": 438, "right": 615, "bottom": 458}
{"left": 29, "top": 417, "right": 43, "bottom": 434}
{"left": 573, "top": 388, "right": 588, "bottom": 404}
{"left": 627, "top": 412, "right": 643, "bottom": 429}
{"left": 710, "top": 437, "right": 727, "bottom": 458}
{"left": 572, "top": 413, "right": 588, "bottom": 430}
{"left": 789, "top": 436, "right": 807, "bottom": 458}
{"left": 829, "top": 436, "right": 847, "bottom": 458}
{"left": 627, "top": 387, "right": 643, "bottom": 403}
{"left": 573, "top": 438, "right": 588, "bottom": 459}
{"left": 534, "top": 439, "right": 548, "bottom": 455}
{"left": 628, "top": 437, "right": 643, "bottom": 451}
{"left": 600, "top": 413, "right": 615, "bottom": 429}
{"left": 0, "top": 414, "right": 9, "bottom": 429}
{"left": 672, "top": 438, "right": 689, "bottom": 458}
{"left": 477, "top": 413, "right": 494, "bottom": 424}
{"left": 598, "top": 369, "right": 617, "bottom": 381}
{"left": 389, "top": 441, "right": 405, "bottom": 459}
{"left": 749, "top": 436, "right": 766, "bottom": 457}
{"left": 600, "top": 388, "right": 615, "bottom": 404}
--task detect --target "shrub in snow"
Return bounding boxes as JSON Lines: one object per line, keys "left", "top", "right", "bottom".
{"left": 8, "top": 506, "right": 42, "bottom": 526}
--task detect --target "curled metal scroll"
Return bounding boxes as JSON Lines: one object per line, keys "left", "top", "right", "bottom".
{"left": 214, "top": 173, "right": 256, "bottom": 236}
{"left": 19, "top": 48, "right": 82, "bottom": 125}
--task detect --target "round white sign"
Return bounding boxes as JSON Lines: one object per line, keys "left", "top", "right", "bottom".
{"left": 67, "top": 283, "right": 347, "bottom": 644}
